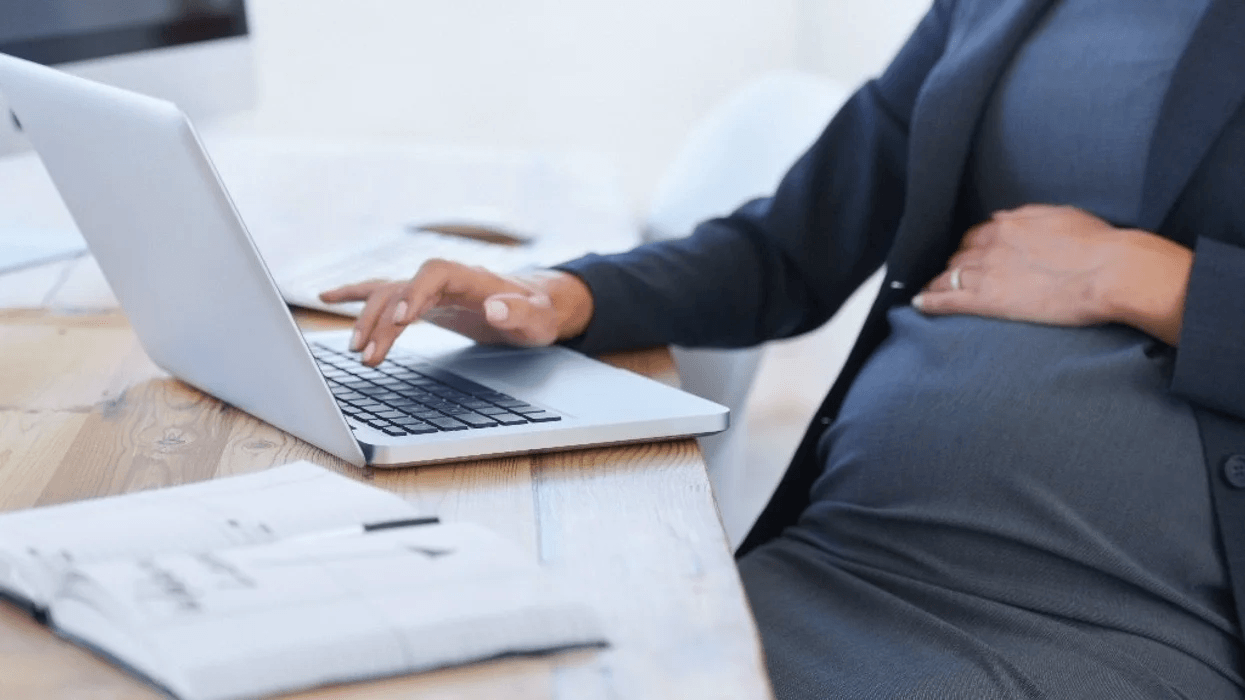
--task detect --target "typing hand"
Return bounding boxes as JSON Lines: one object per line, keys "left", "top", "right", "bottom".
{"left": 319, "top": 260, "right": 594, "bottom": 366}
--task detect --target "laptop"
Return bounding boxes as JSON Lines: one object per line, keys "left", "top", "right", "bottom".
{"left": 0, "top": 53, "right": 728, "bottom": 467}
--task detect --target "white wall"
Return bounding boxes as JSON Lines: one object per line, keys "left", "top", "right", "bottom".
{"left": 243, "top": 0, "right": 929, "bottom": 212}
{"left": 796, "top": 0, "right": 929, "bottom": 89}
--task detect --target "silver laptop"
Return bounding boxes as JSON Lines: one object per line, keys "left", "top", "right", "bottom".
{"left": 0, "top": 53, "right": 728, "bottom": 467}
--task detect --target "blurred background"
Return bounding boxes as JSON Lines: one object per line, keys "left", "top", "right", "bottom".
{"left": 242, "top": 0, "right": 928, "bottom": 210}
{"left": 0, "top": 0, "right": 929, "bottom": 544}
{"left": 235, "top": 0, "right": 928, "bottom": 541}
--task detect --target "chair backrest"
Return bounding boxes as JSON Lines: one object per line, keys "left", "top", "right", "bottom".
{"left": 642, "top": 71, "right": 849, "bottom": 548}
{"left": 645, "top": 71, "right": 850, "bottom": 242}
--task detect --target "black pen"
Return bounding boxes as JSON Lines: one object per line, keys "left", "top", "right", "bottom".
{"left": 363, "top": 517, "right": 440, "bottom": 532}
{"left": 288, "top": 516, "right": 440, "bottom": 542}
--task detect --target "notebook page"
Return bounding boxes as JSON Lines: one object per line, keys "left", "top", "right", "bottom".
{"left": 0, "top": 462, "right": 420, "bottom": 609}
{"left": 51, "top": 524, "right": 604, "bottom": 700}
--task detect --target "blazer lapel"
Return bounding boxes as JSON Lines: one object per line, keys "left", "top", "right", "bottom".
{"left": 1139, "top": 0, "right": 1245, "bottom": 234}
{"left": 887, "top": 0, "right": 1057, "bottom": 285}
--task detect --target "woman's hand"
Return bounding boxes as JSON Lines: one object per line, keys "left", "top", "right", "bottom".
{"left": 319, "top": 260, "right": 594, "bottom": 366}
{"left": 913, "top": 204, "right": 1194, "bottom": 345}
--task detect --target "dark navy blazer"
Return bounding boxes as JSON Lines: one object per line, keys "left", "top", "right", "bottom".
{"left": 560, "top": 0, "right": 1245, "bottom": 636}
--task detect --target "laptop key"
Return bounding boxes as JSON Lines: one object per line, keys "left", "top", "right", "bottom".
{"left": 431, "top": 388, "right": 474, "bottom": 402}
{"left": 476, "top": 391, "right": 517, "bottom": 402}
{"left": 455, "top": 412, "right": 499, "bottom": 428}
{"left": 363, "top": 417, "right": 394, "bottom": 430}
{"left": 399, "top": 392, "right": 437, "bottom": 404}
{"left": 395, "top": 419, "right": 438, "bottom": 435}
{"left": 519, "top": 410, "right": 560, "bottom": 422}
{"left": 426, "top": 416, "right": 469, "bottom": 431}
{"left": 491, "top": 412, "right": 529, "bottom": 426}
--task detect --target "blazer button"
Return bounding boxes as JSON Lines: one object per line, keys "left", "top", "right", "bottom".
{"left": 1223, "top": 455, "right": 1245, "bottom": 489}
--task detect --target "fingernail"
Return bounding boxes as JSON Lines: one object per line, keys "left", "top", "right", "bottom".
{"left": 911, "top": 293, "right": 925, "bottom": 311}
{"left": 392, "top": 300, "right": 408, "bottom": 324}
{"left": 484, "top": 299, "right": 509, "bottom": 323}
{"left": 350, "top": 329, "right": 362, "bottom": 351}
{"left": 362, "top": 341, "right": 376, "bottom": 364}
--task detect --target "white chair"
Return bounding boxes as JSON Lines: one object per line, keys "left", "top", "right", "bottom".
{"left": 644, "top": 71, "right": 849, "bottom": 547}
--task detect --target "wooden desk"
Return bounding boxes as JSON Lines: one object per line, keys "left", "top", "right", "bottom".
{"left": 0, "top": 305, "right": 773, "bottom": 699}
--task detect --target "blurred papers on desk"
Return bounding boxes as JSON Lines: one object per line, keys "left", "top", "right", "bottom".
{"left": 203, "top": 135, "right": 639, "bottom": 276}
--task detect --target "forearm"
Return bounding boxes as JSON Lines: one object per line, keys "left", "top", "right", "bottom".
{"left": 554, "top": 213, "right": 813, "bottom": 354}
{"left": 1101, "top": 229, "right": 1194, "bottom": 346}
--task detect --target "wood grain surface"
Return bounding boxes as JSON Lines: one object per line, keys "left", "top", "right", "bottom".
{"left": 0, "top": 310, "right": 773, "bottom": 700}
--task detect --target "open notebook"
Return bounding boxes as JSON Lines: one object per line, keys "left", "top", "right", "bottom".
{"left": 0, "top": 462, "right": 604, "bottom": 700}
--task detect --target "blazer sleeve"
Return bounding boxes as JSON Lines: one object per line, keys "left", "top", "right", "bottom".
{"left": 1171, "top": 235, "right": 1245, "bottom": 420}
{"left": 555, "top": 0, "right": 957, "bottom": 356}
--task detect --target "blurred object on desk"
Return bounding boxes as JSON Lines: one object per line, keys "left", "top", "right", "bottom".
{"left": 200, "top": 135, "right": 638, "bottom": 277}
{"left": 278, "top": 231, "right": 590, "bottom": 317}
{"left": 411, "top": 214, "right": 534, "bottom": 246}
{"left": 0, "top": 134, "right": 640, "bottom": 314}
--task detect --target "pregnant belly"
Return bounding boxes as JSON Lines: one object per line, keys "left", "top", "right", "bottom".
{"left": 802, "top": 306, "right": 1214, "bottom": 605}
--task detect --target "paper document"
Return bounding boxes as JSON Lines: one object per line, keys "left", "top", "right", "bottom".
{"left": 0, "top": 461, "right": 605, "bottom": 699}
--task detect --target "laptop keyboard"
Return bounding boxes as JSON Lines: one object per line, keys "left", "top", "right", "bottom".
{"left": 309, "top": 343, "right": 561, "bottom": 437}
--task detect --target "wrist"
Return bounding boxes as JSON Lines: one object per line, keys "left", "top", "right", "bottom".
{"left": 1101, "top": 229, "right": 1193, "bottom": 345}
{"left": 542, "top": 270, "right": 595, "bottom": 341}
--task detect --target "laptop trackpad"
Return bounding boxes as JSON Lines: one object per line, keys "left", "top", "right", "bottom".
{"left": 432, "top": 346, "right": 628, "bottom": 418}
{"left": 441, "top": 347, "right": 563, "bottom": 391}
